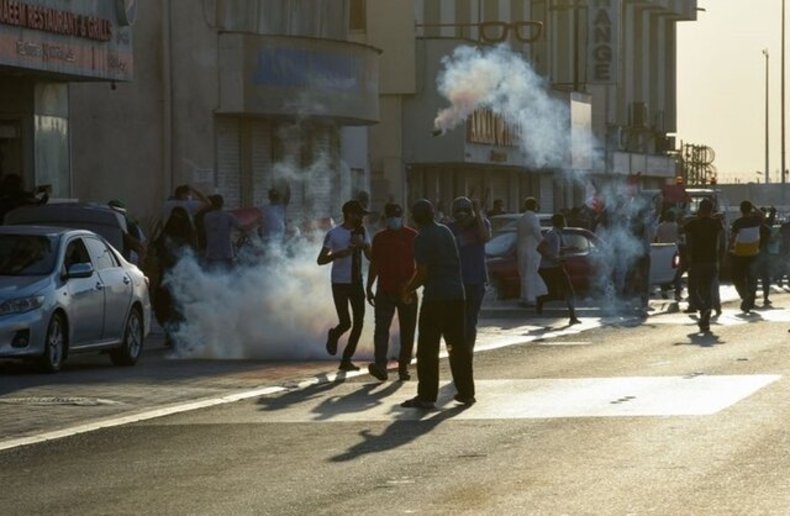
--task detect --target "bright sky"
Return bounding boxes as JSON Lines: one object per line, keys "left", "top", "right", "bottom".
{"left": 677, "top": 0, "right": 783, "bottom": 184}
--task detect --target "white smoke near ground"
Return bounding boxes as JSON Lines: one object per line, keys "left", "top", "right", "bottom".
{"left": 434, "top": 44, "right": 571, "bottom": 169}
{"left": 163, "top": 236, "right": 379, "bottom": 361}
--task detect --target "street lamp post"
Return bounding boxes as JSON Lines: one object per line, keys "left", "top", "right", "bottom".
{"left": 764, "top": 49, "right": 770, "bottom": 183}
{"left": 782, "top": 0, "right": 786, "bottom": 184}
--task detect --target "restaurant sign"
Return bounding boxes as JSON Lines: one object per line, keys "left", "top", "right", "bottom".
{"left": 0, "top": 0, "right": 133, "bottom": 81}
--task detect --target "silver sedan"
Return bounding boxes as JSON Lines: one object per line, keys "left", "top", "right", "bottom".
{"left": 0, "top": 226, "right": 151, "bottom": 372}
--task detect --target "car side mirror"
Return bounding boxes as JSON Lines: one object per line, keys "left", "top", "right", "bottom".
{"left": 66, "top": 262, "right": 94, "bottom": 279}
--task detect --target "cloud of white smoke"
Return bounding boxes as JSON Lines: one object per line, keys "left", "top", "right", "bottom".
{"left": 434, "top": 44, "right": 571, "bottom": 169}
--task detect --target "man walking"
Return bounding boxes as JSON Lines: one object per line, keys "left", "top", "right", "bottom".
{"left": 448, "top": 196, "right": 491, "bottom": 350}
{"left": 517, "top": 197, "right": 547, "bottom": 307}
{"left": 684, "top": 199, "right": 722, "bottom": 332}
{"left": 730, "top": 201, "right": 762, "bottom": 313}
{"left": 400, "top": 199, "right": 475, "bottom": 409}
{"left": 365, "top": 203, "right": 418, "bottom": 382}
{"left": 317, "top": 200, "right": 372, "bottom": 371}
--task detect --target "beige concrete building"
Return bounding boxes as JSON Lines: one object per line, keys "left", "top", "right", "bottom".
{"left": 69, "top": 0, "right": 380, "bottom": 229}
{"left": 17, "top": 0, "right": 697, "bottom": 227}
{"left": 357, "top": 0, "right": 697, "bottom": 214}
{"left": 0, "top": 0, "right": 134, "bottom": 201}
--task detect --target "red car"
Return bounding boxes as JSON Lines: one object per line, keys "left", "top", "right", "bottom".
{"left": 485, "top": 227, "right": 601, "bottom": 299}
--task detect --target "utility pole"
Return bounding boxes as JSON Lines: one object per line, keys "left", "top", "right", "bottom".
{"left": 765, "top": 49, "right": 770, "bottom": 183}
{"left": 782, "top": 0, "right": 786, "bottom": 185}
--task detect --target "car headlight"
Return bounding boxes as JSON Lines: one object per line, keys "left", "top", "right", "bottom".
{"left": 0, "top": 295, "right": 45, "bottom": 316}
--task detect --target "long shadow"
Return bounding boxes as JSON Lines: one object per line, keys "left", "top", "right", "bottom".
{"left": 674, "top": 331, "right": 725, "bottom": 348}
{"left": 329, "top": 404, "right": 469, "bottom": 462}
{"left": 256, "top": 373, "right": 348, "bottom": 412}
{"left": 309, "top": 381, "right": 405, "bottom": 421}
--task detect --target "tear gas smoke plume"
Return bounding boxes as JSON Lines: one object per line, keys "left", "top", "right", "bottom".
{"left": 163, "top": 241, "right": 378, "bottom": 360}
{"left": 434, "top": 45, "right": 570, "bottom": 169}
{"left": 586, "top": 182, "right": 660, "bottom": 313}
{"left": 162, "top": 149, "right": 385, "bottom": 361}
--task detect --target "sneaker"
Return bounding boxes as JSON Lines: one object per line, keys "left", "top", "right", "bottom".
{"left": 367, "top": 363, "right": 388, "bottom": 381}
{"left": 453, "top": 394, "right": 476, "bottom": 406}
{"left": 401, "top": 397, "right": 434, "bottom": 409}
{"left": 325, "top": 329, "right": 338, "bottom": 356}
{"left": 338, "top": 361, "right": 360, "bottom": 372}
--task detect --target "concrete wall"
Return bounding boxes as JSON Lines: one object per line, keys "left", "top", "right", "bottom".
{"left": 69, "top": 0, "right": 165, "bottom": 228}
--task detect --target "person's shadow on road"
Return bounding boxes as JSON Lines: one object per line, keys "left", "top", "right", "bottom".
{"left": 676, "top": 331, "right": 724, "bottom": 348}
{"left": 310, "top": 381, "right": 405, "bottom": 421}
{"left": 329, "top": 402, "right": 469, "bottom": 462}
{"left": 256, "top": 373, "right": 346, "bottom": 412}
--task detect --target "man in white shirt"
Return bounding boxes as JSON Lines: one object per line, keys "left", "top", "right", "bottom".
{"left": 516, "top": 197, "right": 547, "bottom": 307}
{"left": 317, "top": 200, "right": 372, "bottom": 371}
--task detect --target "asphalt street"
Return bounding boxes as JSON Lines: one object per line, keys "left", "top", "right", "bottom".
{"left": 1, "top": 286, "right": 789, "bottom": 514}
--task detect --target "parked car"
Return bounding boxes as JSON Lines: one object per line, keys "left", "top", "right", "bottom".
{"left": 5, "top": 202, "right": 130, "bottom": 256}
{"left": 486, "top": 227, "right": 679, "bottom": 300}
{"left": 489, "top": 213, "right": 554, "bottom": 235}
{"left": 486, "top": 227, "right": 602, "bottom": 299}
{"left": 0, "top": 226, "right": 151, "bottom": 372}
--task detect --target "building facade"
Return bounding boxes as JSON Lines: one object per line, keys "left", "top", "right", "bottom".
{"left": 357, "top": 0, "right": 697, "bottom": 215}
{"left": 69, "top": 0, "right": 380, "bottom": 229}
{"left": 0, "top": 0, "right": 134, "bottom": 200}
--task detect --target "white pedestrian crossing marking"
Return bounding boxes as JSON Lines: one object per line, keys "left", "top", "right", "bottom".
{"left": 252, "top": 375, "right": 780, "bottom": 422}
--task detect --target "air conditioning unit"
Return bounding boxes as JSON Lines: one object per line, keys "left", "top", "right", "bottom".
{"left": 629, "top": 102, "right": 648, "bottom": 129}
{"left": 655, "top": 134, "right": 676, "bottom": 153}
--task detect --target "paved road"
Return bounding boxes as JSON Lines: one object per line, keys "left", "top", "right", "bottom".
{"left": 0, "top": 284, "right": 773, "bottom": 447}
{"left": 1, "top": 288, "right": 789, "bottom": 514}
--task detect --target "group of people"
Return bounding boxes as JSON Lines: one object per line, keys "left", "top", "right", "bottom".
{"left": 317, "top": 193, "right": 588, "bottom": 409}
{"left": 318, "top": 197, "right": 490, "bottom": 409}
{"left": 152, "top": 184, "right": 287, "bottom": 344}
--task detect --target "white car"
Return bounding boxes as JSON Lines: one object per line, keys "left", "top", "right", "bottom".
{"left": 0, "top": 226, "right": 151, "bottom": 372}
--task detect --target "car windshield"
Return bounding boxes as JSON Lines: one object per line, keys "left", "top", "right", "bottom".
{"left": 485, "top": 232, "right": 516, "bottom": 256}
{"left": 0, "top": 235, "right": 58, "bottom": 276}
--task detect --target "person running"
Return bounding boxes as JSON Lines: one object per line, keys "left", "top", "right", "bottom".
{"left": 447, "top": 196, "right": 491, "bottom": 350}
{"left": 366, "top": 203, "right": 418, "bottom": 382}
{"left": 400, "top": 199, "right": 475, "bottom": 409}
{"left": 317, "top": 200, "right": 372, "bottom": 372}
{"left": 536, "top": 214, "right": 581, "bottom": 325}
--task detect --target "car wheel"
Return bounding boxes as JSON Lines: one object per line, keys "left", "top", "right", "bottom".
{"left": 39, "top": 313, "right": 66, "bottom": 373}
{"left": 110, "top": 307, "right": 144, "bottom": 366}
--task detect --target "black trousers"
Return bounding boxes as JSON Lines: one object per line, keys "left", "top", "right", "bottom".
{"left": 373, "top": 291, "right": 417, "bottom": 369}
{"left": 331, "top": 283, "right": 365, "bottom": 362}
{"left": 464, "top": 283, "right": 486, "bottom": 350}
{"left": 416, "top": 300, "right": 475, "bottom": 402}
{"left": 690, "top": 262, "right": 717, "bottom": 324}
{"left": 731, "top": 255, "right": 757, "bottom": 310}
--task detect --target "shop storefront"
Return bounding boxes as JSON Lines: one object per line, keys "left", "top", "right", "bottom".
{"left": 214, "top": 33, "right": 379, "bottom": 225}
{"left": 0, "top": 0, "right": 133, "bottom": 198}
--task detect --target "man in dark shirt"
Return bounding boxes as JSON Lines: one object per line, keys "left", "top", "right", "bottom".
{"left": 400, "top": 199, "right": 475, "bottom": 409}
{"left": 366, "top": 203, "right": 418, "bottom": 382}
{"left": 448, "top": 196, "right": 491, "bottom": 351}
{"left": 684, "top": 199, "right": 722, "bottom": 332}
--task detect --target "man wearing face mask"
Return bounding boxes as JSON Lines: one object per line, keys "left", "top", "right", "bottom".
{"left": 448, "top": 196, "right": 492, "bottom": 350}
{"left": 365, "top": 203, "right": 418, "bottom": 381}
